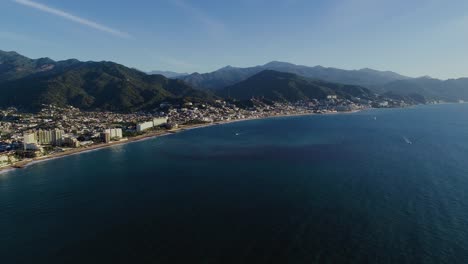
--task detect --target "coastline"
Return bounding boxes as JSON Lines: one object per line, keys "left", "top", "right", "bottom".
{"left": 0, "top": 109, "right": 361, "bottom": 174}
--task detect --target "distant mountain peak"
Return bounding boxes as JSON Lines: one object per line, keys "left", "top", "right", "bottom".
{"left": 263, "top": 61, "right": 295, "bottom": 67}
{"left": 147, "top": 70, "right": 189, "bottom": 78}
{"left": 419, "top": 75, "right": 433, "bottom": 79}
{"left": 0, "top": 50, "right": 20, "bottom": 56}
{"left": 217, "top": 65, "right": 237, "bottom": 71}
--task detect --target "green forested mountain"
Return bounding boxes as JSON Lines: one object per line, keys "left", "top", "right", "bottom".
{"left": 0, "top": 50, "right": 80, "bottom": 82}
{"left": 217, "top": 70, "right": 376, "bottom": 101}
{"left": 0, "top": 51, "right": 215, "bottom": 112}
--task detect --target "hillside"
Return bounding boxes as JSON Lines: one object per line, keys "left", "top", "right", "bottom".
{"left": 217, "top": 70, "right": 375, "bottom": 102}
{"left": 180, "top": 61, "right": 410, "bottom": 90}
{"left": 0, "top": 50, "right": 80, "bottom": 82}
{"left": 0, "top": 52, "right": 215, "bottom": 112}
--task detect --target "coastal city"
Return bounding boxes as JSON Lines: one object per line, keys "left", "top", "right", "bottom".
{"left": 4, "top": 0, "right": 468, "bottom": 262}
{"left": 0, "top": 96, "right": 406, "bottom": 169}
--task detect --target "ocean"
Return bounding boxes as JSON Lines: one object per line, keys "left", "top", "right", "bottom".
{"left": 1, "top": 104, "right": 468, "bottom": 263}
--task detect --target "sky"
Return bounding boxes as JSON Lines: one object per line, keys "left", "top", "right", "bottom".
{"left": 1, "top": 0, "right": 468, "bottom": 79}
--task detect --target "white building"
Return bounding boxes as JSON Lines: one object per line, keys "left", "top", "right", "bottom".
{"left": 23, "top": 131, "right": 37, "bottom": 145}
{"left": 136, "top": 117, "right": 168, "bottom": 132}
{"left": 63, "top": 136, "right": 80, "bottom": 148}
{"left": 51, "top": 129, "right": 64, "bottom": 146}
{"left": 105, "top": 128, "right": 123, "bottom": 139}
{"left": 136, "top": 121, "right": 154, "bottom": 132}
{"left": 37, "top": 129, "right": 53, "bottom": 145}
{"left": 379, "top": 101, "right": 389, "bottom": 107}
{"left": 153, "top": 117, "right": 168, "bottom": 127}
{"left": 24, "top": 129, "right": 63, "bottom": 147}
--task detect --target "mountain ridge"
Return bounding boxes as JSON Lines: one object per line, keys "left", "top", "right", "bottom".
{"left": 0, "top": 51, "right": 215, "bottom": 112}
{"left": 3, "top": 50, "right": 468, "bottom": 110}
{"left": 217, "top": 70, "right": 376, "bottom": 102}
{"left": 147, "top": 70, "right": 189, "bottom": 78}
{"left": 179, "top": 61, "right": 411, "bottom": 90}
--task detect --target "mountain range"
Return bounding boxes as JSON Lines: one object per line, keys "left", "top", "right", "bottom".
{"left": 0, "top": 50, "right": 214, "bottom": 112}
{"left": 2, "top": 50, "right": 468, "bottom": 112}
{"left": 179, "top": 61, "right": 411, "bottom": 90}
{"left": 179, "top": 61, "right": 468, "bottom": 102}
{"left": 217, "top": 70, "right": 376, "bottom": 102}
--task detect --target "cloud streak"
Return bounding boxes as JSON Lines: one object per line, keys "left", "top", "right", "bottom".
{"left": 13, "top": 0, "right": 131, "bottom": 38}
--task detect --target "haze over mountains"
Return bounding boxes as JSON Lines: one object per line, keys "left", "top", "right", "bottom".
{"left": 1, "top": 50, "right": 468, "bottom": 112}
{"left": 380, "top": 77, "right": 468, "bottom": 102}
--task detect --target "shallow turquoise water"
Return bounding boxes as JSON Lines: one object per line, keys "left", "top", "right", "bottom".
{"left": 1, "top": 104, "right": 468, "bottom": 263}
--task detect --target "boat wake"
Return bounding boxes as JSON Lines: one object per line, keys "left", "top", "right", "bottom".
{"left": 402, "top": 136, "right": 413, "bottom": 144}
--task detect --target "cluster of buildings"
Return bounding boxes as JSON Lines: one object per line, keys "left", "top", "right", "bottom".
{"left": 0, "top": 104, "right": 173, "bottom": 166}
{"left": 23, "top": 129, "right": 64, "bottom": 150}
{"left": 0, "top": 95, "right": 408, "bottom": 168}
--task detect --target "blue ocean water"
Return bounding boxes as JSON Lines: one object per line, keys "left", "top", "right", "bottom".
{"left": 1, "top": 104, "right": 468, "bottom": 263}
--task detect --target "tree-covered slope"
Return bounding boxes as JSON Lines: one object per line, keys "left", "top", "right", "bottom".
{"left": 0, "top": 50, "right": 81, "bottom": 82}
{"left": 217, "top": 70, "right": 375, "bottom": 101}
{"left": 0, "top": 60, "right": 215, "bottom": 112}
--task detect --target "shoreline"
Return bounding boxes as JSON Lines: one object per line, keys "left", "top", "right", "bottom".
{"left": 0, "top": 109, "right": 361, "bottom": 174}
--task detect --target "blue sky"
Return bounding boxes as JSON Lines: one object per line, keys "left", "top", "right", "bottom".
{"left": 1, "top": 0, "right": 468, "bottom": 79}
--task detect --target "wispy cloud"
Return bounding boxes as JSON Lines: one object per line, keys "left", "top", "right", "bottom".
{"left": 170, "top": 0, "right": 226, "bottom": 35}
{"left": 12, "top": 0, "right": 131, "bottom": 38}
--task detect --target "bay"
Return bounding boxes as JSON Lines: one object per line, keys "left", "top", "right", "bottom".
{"left": 1, "top": 104, "right": 468, "bottom": 263}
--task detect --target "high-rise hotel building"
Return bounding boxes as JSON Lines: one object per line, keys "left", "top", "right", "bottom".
{"left": 52, "top": 129, "right": 63, "bottom": 146}
{"left": 27, "top": 129, "right": 64, "bottom": 146}
{"left": 37, "top": 129, "right": 53, "bottom": 145}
